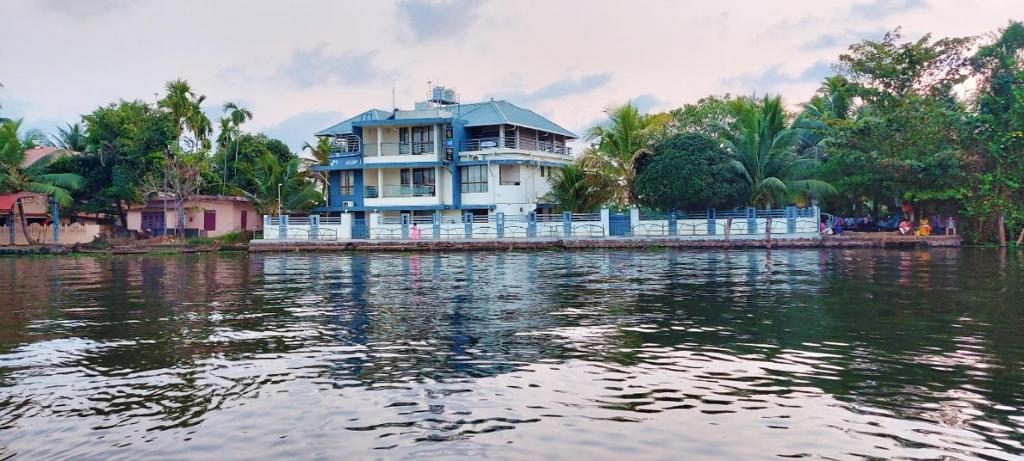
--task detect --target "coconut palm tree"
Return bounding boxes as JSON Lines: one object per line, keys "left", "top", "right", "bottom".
{"left": 721, "top": 95, "right": 835, "bottom": 207}
{"left": 0, "top": 120, "right": 83, "bottom": 244}
{"left": 158, "top": 79, "right": 211, "bottom": 151}
{"left": 234, "top": 152, "right": 321, "bottom": 215}
{"left": 50, "top": 122, "right": 88, "bottom": 152}
{"left": 302, "top": 137, "right": 332, "bottom": 193}
{"left": 581, "top": 102, "right": 669, "bottom": 205}
{"left": 542, "top": 163, "right": 614, "bottom": 213}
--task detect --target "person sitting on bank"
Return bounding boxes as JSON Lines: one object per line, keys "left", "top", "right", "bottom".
{"left": 410, "top": 223, "right": 421, "bottom": 240}
{"left": 946, "top": 216, "right": 956, "bottom": 236}
{"left": 917, "top": 218, "right": 932, "bottom": 236}
{"left": 898, "top": 218, "right": 912, "bottom": 235}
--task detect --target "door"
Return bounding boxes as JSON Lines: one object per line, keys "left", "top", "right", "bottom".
{"left": 204, "top": 210, "right": 216, "bottom": 232}
{"left": 609, "top": 213, "right": 630, "bottom": 236}
{"left": 240, "top": 210, "right": 248, "bottom": 230}
{"left": 142, "top": 212, "right": 165, "bottom": 235}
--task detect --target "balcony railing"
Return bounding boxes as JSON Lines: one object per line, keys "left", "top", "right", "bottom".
{"left": 365, "top": 184, "right": 436, "bottom": 198}
{"left": 364, "top": 142, "right": 435, "bottom": 157}
{"left": 461, "top": 136, "right": 571, "bottom": 155}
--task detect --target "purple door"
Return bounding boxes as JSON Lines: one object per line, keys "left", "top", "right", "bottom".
{"left": 142, "top": 212, "right": 165, "bottom": 234}
{"left": 240, "top": 210, "right": 247, "bottom": 230}
{"left": 204, "top": 210, "right": 216, "bottom": 231}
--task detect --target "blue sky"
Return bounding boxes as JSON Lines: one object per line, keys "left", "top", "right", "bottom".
{"left": 0, "top": 0, "right": 1017, "bottom": 152}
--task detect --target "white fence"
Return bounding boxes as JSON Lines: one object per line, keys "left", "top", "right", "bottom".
{"left": 1, "top": 223, "right": 106, "bottom": 246}
{"left": 256, "top": 207, "right": 821, "bottom": 243}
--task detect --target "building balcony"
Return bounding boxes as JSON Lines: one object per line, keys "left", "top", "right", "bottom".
{"left": 461, "top": 137, "right": 571, "bottom": 156}
{"left": 364, "top": 142, "right": 436, "bottom": 157}
{"left": 365, "top": 184, "right": 436, "bottom": 198}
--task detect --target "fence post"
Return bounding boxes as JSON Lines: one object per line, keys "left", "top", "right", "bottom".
{"left": 464, "top": 212, "right": 473, "bottom": 238}
{"left": 528, "top": 212, "right": 537, "bottom": 238}
{"left": 496, "top": 212, "right": 505, "bottom": 239}
{"left": 668, "top": 211, "right": 677, "bottom": 236}
{"left": 600, "top": 208, "right": 610, "bottom": 237}
{"left": 562, "top": 211, "right": 572, "bottom": 238}
{"left": 401, "top": 214, "right": 410, "bottom": 239}
{"left": 339, "top": 213, "right": 353, "bottom": 240}
{"left": 51, "top": 197, "right": 60, "bottom": 244}
{"left": 630, "top": 207, "right": 640, "bottom": 234}
{"left": 746, "top": 207, "right": 757, "bottom": 234}
{"left": 7, "top": 219, "right": 14, "bottom": 245}
{"left": 786, "top": 206, "right": 797, "bottom": 233}
{"left": 308, "top": 215, "right": 320, "bottom": 240}
{"left": 433, "top": 212, "right": 441, "bottom": 239}
{"left": 278, "top": 215, "right": 289, "bottom": 239}
{"left": 707, "top": 209, "right": 716, "bottom": 235}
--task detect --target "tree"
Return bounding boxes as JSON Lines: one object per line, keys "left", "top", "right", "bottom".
{"left": 581, "top": 102, "right": 670, "bottom": 205}
{"left": 50, "top": 123, "right": 88, "bottom": 152}
{"left": 542, "top": 163, "right": 615, "bottom": 213}
{"left": 302, "top": 137, "right": 332, "bottom": 192}
{"left": 222, "top": 101, "right": 253, "bottom": 185}
{"left": 158, "top": 79, "right": 212, "bottom": 151}
{"left": 234, "top": 153, "right": 320, "bottom": 215}
{"left": 635, "top": 133, "right": 747, "bottom": 211}
{"left": 668, "top": 95, "right": 736, "bottom": 138}
{"left": 215, "top": 133, "right": 293, "bottom": 193}
{"left": 71, "top": 100, "right": 179, "bottom": 225}
{"left": 0, "top": 120, "right": 84, "bottom": 244}
{"left": 963, "top": 21, "right": 1024, "bottom": 245}
{"left": 140, "top": 148, "right": 209, "bottom": 236}
{"left": 721, "top": 95, "right": 834, "bottom": 207}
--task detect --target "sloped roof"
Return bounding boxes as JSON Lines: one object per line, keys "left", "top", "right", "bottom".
{"left": 316, "top": 109, "right": 392, "bottom": 136}
{"left": 315, "top": 101, "right": 576, "bottom": 139}
{"left": 455, "top": 100, "right": 577, "bottom": 138}
{"left": 22, "top": 147, "right": 59, "bottom": 167}
{"left": 0, "top": 192, "right": 47, "bottom": 213}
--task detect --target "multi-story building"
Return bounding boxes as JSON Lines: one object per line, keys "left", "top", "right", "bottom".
{"left": 311, "top": 87, "right": 576, "bottom": 221}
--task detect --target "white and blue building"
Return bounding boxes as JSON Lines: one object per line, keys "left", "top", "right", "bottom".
{"left": 312, "top": 87, "right": 576, "bottom": 222}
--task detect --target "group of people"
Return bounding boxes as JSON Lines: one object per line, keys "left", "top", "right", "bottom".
{"left": 897, "top": 216, "right": 956, "bottom": 236}
{"left": 820, "top": 214, "right": 957, "bottom": 236}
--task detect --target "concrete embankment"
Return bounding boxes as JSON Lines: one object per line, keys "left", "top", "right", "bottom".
{"left": 249, "top": 234, "right": 961, "bottom": 253}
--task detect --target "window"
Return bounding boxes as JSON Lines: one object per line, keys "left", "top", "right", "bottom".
{"left": 339, "top": 171, "right": 355, "bottom": 196}
{"left": 499, "top": 164, "right": 521, "bottom": 185}
{"left": 540, "top": 166, "right": 546, "bottom": 177}
{"left": 400, "top": 168, "right": 435, "bottom": 196}
{"left": 460, "top": 165, "right": 488, "bottom": 193}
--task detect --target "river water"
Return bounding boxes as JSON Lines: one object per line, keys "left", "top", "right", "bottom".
{"left": 0, "top": 249, "right": 1021, "bottom": 460}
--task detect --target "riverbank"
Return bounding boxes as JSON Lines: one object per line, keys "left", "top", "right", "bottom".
{"left": 249, "top": 233, "right": 961, "bottom": 252}
{"left": 0, "top": 243, "right": 248, "bottom": 256}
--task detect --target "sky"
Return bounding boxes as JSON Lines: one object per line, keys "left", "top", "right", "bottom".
{"left": 0, "top": 0, "right": 1018, "bottom": 152}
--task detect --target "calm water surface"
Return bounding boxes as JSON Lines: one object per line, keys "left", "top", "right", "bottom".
{"left": 0, "top": 249, "right": 1022, "bottom": 460}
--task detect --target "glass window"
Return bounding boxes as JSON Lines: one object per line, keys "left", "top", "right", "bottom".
{"left": 460, "top": 165, "right": 488, "bottom": 193}
{"left": 499, "top": 164, "right": 521, "bottom": 185}
{"left": 339, "top": 171, "right": 355, "bottom": 196}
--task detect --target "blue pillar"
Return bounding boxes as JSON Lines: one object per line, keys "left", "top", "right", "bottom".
{"left": 464, "top": 212, "right": 473, "bottom": 238}
{"left": 667, "top": 211, "right": 677, "bottom": 236}
{"left": 433, "top": 212, "right": 441, "bottom": 239}
{"left": 707, "top": 209, "right": 716, "bottom": 235}
{"left": 496, "top": 212, "right": 505, "bottom": 239}
{"left": 401, "top": 214, "right": 410, "bottom": 239}
{"left": 527, "top": 212, "right": 537, "bottom": 238}
{"left": 786, "top": 206, "right": 797, "bottom": 233}
{"left": 746, "top": 207, "right": 756, "bottom": 234}
{"left": 279, "top": 215, "right": 289, "bottom": 239}
{"left": 309, "top": 215, "right": 320, "bottom": 240}
{"left": 562, "top": 211, "right": 572, "bottom": 238}
{"left": 8, "top": 214, "right": 15, "bottom": 245}
{"left": 51, "top": 197, "right": 60, "bottom": 243}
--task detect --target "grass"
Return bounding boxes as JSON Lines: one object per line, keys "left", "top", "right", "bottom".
{"left": 186, "top": 231, "right": 252, "bottom": 246}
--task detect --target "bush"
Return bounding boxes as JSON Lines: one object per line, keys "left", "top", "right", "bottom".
{"left": 635, "top": 133, "right": 748, "bottom": 211}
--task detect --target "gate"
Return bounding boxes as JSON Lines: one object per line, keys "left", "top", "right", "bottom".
{"left": 609, "top": 213, "right": 630, "bottom": 236}
{"left": 352, "top": 218, "right": 369, "bottom": 239}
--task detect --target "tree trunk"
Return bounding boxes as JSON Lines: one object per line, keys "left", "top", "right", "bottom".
{"left": 998, "top": 213, "right": 1007, "bottom": 247}
{"left": 16, "top": 200, "right": 39, "bottom": 246}
{"left": 1016, "top": 226, "right": 1024, "bottom": 245}
{"left": 175, "top": 198, "right": 187, "bottom": 239}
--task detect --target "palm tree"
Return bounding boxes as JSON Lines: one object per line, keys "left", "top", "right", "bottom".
{"left": 0, "top": 120, "right": 84, "bottom": 244}
{"left": 721, "top": 95, "right": 835, "bottom": 207}
{"left": 50, "top": 122, "right": 88, "bottom": 152}
{"left": 222, "top": 101, "right": 253, "bottom": 181}
{"left": 158, "top": 79, "right": 211, "bottom": 151}
{"left": 542, "top": 163, "right": 614, "bottom": 213}
{"left": 234, "top": 153, "right": 321, "bottom": 215}
{"left": 302, "top": 137, "right": 332, "bottom": 193}
{"left": 581, "top": 102, "right": 669, "bottom": 205}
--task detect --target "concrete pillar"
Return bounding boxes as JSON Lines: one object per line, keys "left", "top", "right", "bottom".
{"left": 562, "top": 211, "right": 572, "bottom": 238}
{"left": 278, "top": 215, "right": 289, "bottom": 239}
{"left": 746, "top": 207, "right": 757, "bottom": 234}
{"left": 786, "top": 206, "right": 797, "bottom": 233}
{"left": 629, "top": 207, "right": 640, "bottom": 233}
{"left": 369, "top": 212, "right": 382, "bottom": 239}
{"left": 339, "top": 213, "right": 353, "bottom": 240}
{"left": 600, "top": 208, "right": 610, "bottom": 237}
{"left": 707, "top": 209, "right": 716, "bottom": 235}
{"left": 499, "top": 125, "right": 505, "bottom": 148}
{"left": 464, "top": 212, "right": 473, "bottom": 238}
{"left": 497, "top": 212, "right": 505, "bottom": 239}
{"left": 432, "top": 212, "right": 441, "bottom": 239}
{"left": 377, "top": 168, "right": 384, "bottom": 196}
{"left": 309, "top": 214, "right": 320, "bottom": 240}
{"left": 375, "top": 127, "right": 382, "bottom": 157}
{"left": 51, "top": 197, "right": 60, "bottom": 243}
{"left": 667, "top": 211, "right": 677, "bottom": 236}
{"left": 401, "top": 213, "right": 410, "bottom": 239}
{"left": 527, "top": 212, "right": 537, "bottom": 238}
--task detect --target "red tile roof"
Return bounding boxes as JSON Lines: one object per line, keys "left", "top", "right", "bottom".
{"left": 0, "top": 192, "right": 47, "bottom": 213}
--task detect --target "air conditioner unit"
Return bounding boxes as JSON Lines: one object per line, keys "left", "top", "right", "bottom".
{"left": 472, "top": 155, "right": 480, "bottom": 161}
{"left": 342, "top": 201, "right": 355, "bottom": 207}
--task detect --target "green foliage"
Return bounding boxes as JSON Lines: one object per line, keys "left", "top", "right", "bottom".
{"left": 582, "top": 102, "right": 670, "bottom": 205}
{"left": 635, "top": 133, "right": 747, "bottom": 211}
{"left": 0, "top": 119, "right": 84, "bottom": 206}
{"left": 233, "top": 153, "right": 321, "bottom": 215}
{"left": 542, "top": 163, "right": 615, "bottom": 213}
{"left": 214, "top": 133, "right": 293, "bottom": 194}
{"left": 668, "top": 95, "right": 736, "bottom": 138}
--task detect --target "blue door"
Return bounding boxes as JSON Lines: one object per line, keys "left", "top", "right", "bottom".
{"left": 609, "top": 213, "right": 630, "bottom": 236}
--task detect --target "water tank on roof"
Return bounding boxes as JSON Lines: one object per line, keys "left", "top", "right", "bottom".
{"left": 430, "top": 86, "right": 458, "bottom": 105}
